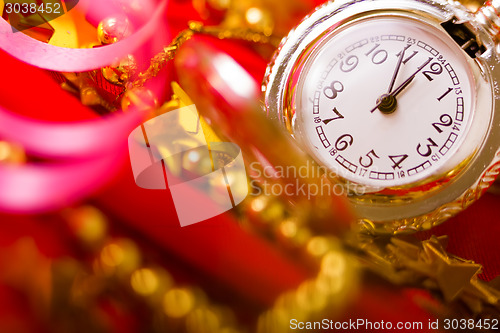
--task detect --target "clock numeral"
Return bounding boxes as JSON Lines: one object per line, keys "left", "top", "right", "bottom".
{"left": 335, "top": 134, "right": 354, "bottom": 151}
{"left": 402, "top": 50, "right": 418, "bottom": 65}
{"left": 417, "top": 138, "right": 438, "bottom": 157}
{"left": 436, "top": 54, "right": 446, "bottom": 65}
{"left": 395, "top": 45, "right": 417, "bottom": 64}
{"left": 437, "top": 87, "right": 453, "bottom": 101}
{"left": 432, "top": 114, "right": 453, "bottom": 133}
{"left": 340, "top": 55, "right": 359, "bottom": 73}
{"left": 365, "top": 43, "right": 388, "bottom": 65}
{"left": 359, "top": 149, "right": 380, "bottom": 168}
{"left": 322, "top": 107, "right": 344, "bottom": 125}
{"left": 389, "top": 154, "right": 409, "bottom": 170}
{"left": 323, "top": 81, "right": 344, "bottom": 99}
{"left": 422, "top": 62, "right": 442, "bottom": 81}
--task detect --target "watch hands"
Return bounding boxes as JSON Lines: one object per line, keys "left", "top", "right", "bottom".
{"left": 391, "top": 56, "right": 433, "bottom": 97}
{"left": 370, "top": 57, "right": 433, "bottom": 113}
{"left": 387, "top": 44, "right": 412, "bottom": 93}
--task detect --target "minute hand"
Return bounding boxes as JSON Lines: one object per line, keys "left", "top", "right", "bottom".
{"left": 370, "top": 57, "right": 433, "bottom": 113}
{"left": 390, "top": 57, "right": 433, "bottom": 97}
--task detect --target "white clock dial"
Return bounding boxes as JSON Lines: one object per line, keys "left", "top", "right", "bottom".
{"left": 296, "top": 16, "right": 476, "bottom": 187}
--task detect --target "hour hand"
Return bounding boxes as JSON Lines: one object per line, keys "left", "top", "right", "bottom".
{"left": 387, "top": 44, "right": 412, "bottom": 93}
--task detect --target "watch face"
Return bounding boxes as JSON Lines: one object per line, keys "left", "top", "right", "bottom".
{"left": 295, "top": 16, "right": 476, "bottom": 188}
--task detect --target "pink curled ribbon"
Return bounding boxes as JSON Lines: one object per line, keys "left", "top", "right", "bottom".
{"left": 0, "top": 153, "right": 124, "bottom": 214}
{"left": 0, "top": 106, "right": 144, "bottom": 160}
{"left": 0, "top": 0, "right": 170, "bottom": 213}
{"left": 0, "top": 0, "right": 168, "bottom": 72}
{"left": 0, "top": 104, "right": 146, "bottom": 214}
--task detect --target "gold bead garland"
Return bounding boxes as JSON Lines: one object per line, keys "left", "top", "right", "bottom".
{"left": 61, "top": 205, "right": 245, "bottom": 333}
{"left": 238, "top": 192, "right": 360, "bottom": 332}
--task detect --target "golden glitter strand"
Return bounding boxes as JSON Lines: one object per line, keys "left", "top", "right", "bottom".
{"left": 129, "top": 21, "right": 280, "bottom": 89}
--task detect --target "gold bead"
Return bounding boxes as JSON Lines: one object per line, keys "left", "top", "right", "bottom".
{"left": 100, "top": 243, "right": 124, "bottom": 266}
{"left": 186, "top": 306, "right": 221, "bottom": 333}
{"left": 306, "top": 236, "right": 331, "bottom": 259}
{"left": 65, "top": 205, "right": 108, "bottom": 246}
{"left": 279, "top": 220, "right": 297, "bottom": 239}
{"left": 188, "top": 21, "right": 204, "bottom": 32}
{"left": 130, "top": 268, "right": 160, "bottom": 296}
{"left": 163, "top": 288, "right": 196, "bottom": 318}
{"left": 121, "top": 87, "right": 158, "bottom": 112}
{"left": 261, "top": 199, "right": 285, "bottom": 223}
{"left": 295, "top": 280, "right": 327, "bottom": 313}
{"left": 182, "top": 147, "right": 213, "bottom": 177}
{"left": 0, "top": 141, "right": 26, "bottom": 164}
{"left": 320, "top": 251, "right": 346, "bottom": 278}
{"left": 102, "top": 55, "right": 137, "bottom": 86}
{"left": 130, "top": 267, "right": 173, "bottom": 301}
{"left": 99, "top": 239, "right": 141, "bottom": 276}
{"left": 250, "top": 196, "right": 266, "bottom": 213}
{"left": 97, "top": 15, "right": 133, "bottom": 45}
{"left": 245, "top": 7, "right": 263, "bottom": 25}
{"left": 244, "top": 7, "right": 273, "bottom": 35}
{"left": 257, "top": 308, "right": 289, "bottom": 333}
{"left": 80, "top": 87, "right": 102, "bottom": 106}
{"left": 245, "top": 196, "right": 284, "bottom": 229}
{"left": 316, "top": 251, "right": 349, "bottom": 297}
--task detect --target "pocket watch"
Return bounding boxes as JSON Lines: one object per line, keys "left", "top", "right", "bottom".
{"left": 263, "top": 0, "right": 500, "bottom": 234}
